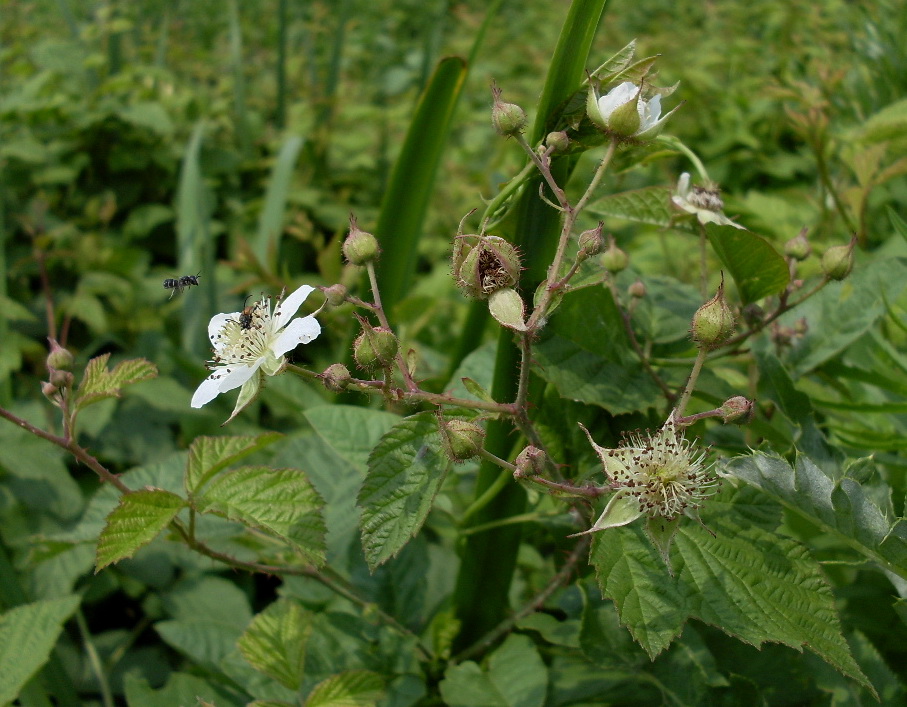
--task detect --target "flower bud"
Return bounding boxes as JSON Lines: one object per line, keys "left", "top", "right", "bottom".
{"left": 439, "top": 418, "right": 486, "bottom": 463}
{"left": 784, "top": 228, "right": 811, "bottom": 261}
{"left": 491, "top": 83, "right": 527, "bottom": 137}
{"left": 821, "top": 237, "right": 856, "bottom": 281}
{"left": 545, "top": 131, "right": 570, "bottom": 153}
{"left": 600, "top": 235, "right": 629, "bottom": 273}
{"left": 353, "top": 324, "right": 398, "bottom": 370}
{"left": 42, "top": 381, "right": 59, "bottom": 399}
{"left": 342, "top": 214, "right": 380, "bottom": 265}
{"left": 691, "top": 277, "right": 735, "bottom": 349}
{"left": 46, "top": 339, "right": 74, "bottom": 371}
{"left": 49, "top": 369, "right": 74, "bottom": 388}
{"left": 718, "top": 396, "right": 754, "bottom": 424}
{"left": 514, "top": 445, "right": 548, "bottom": 478}
{"left": 577, "top": 223, "right": 604, "bottom": 258}
{"left": 321, "top": 363, "right": 352, "bottom": 392}
{"left": 628, "top": 280, "right": 646, "bottom": 298}
{"left": 321, "top": 284, "right": 348, "bottom": 308}
{"left": 453, "top": 235, "right": 521, "bottom": 299}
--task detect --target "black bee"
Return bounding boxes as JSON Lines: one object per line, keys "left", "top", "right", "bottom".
{"left": 163, "top": 273, "right": 201, "bottom": 299}
{"left": 238, "top": 296, "right": 256, "bottom": 330}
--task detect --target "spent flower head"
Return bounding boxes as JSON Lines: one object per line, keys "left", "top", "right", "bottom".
{"left": 191, "top": 284, "right": 322, "bottom": 422}
{"left": 671, "top": 173, "right": 745, "bottom": 229}
{"left": 574, "top": 414, "right": 718, "bottom": 536}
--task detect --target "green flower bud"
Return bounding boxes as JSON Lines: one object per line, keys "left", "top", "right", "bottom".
{"left": 545, "top": 131, "right": 570, "bottom": 153}
{"left": 628, "top": 280, "right": 647, "bottom": 298}
{"left": 343, "top": 214, "right": 380, "bottom": 265}
{"left": 600, "top": 235, "right": 629, "bottom": 273}
{"left": 577, "top": 223, "right": 604, "bottom": 258}
{"left": 353, "top": 324, "right": 398, "bottom": 370}
{"left": 49, "top": 369, "right": 74, "bottom": 388}
{"left": 453, "top": 235, "right": 521, "bottom": 299}
{"left": 42, "top": 381, "right": 59, "bottom": 399}
{"left": 440, "top": 418, "right": 486, "bottom": 463}
{"left": 513, "top": 445, "right": 548, "bottom": 478}
{"left": 784, "top": 228, "right": 811, "bottom": 261}
{"left": 718, "top": 396, "right": 754, "bottom": 424}
{"left": 691, "top": 277, "right": 735, "bottom": 349}
{"left": 491, "top": 83, "right": 527, "bottom": 137}
{"left": 46, "top": 339, "right": 74, "bottom": 371}
{"left": 321, "top": 363, "right": 352, "bottom": 392}
{"left": 821, "top": 237, "right": 856, "bottom": 281}
{"left": 322, "top": 284, "right": 348, "bottom": 308}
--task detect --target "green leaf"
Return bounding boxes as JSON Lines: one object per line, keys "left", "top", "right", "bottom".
{"left": 73, "top": 354, "right": 157, "bottom": 410}
{"left": 185, "top": 433, "right": 283, "bottom": 495}
{"left": 304, "top": 405, "right": 401, "bottom": 473}
{"left": 96, "top": 489, "right": 185, "bottom": 570}
{"left": 533, "top": 286, "right": 662, "bottom": 414}
{"left": 705, "top": 223, "right": 789, "bottom": 304}
{"left": 857, "top": 97, "right": 907, "bottom": 143}
{"left": 253, "top": 134, "right": 304, "bottom": 265}
{"left": 439, "top": 635, "right": 548, "bottom": 707}
{"left": 723, "top": 452, "right": 907, "bottom": 581}
{"left": 304, "top": 670, "right": 385, "bottom": 707}
{"left": 358, "top": 412, "right": 448, "bottom": 570}
{"left": 0, "top": 596, "right": 80, "bottom": 705}
{"left": 124, "top": 673, "right": 242, "bottom": 707}
{"left": 238, "top": 598, "right": 312, "bottom": 691}
{"left": 195, "top": 466, "right": 326, "bottom": 565}
{"left": 375, "top": 56, "right": 468, "bottom": 315}
{"left": 889, "top": 206, "right": 907, "bottom": 241}
{"left": 590, "top": 487, "right": 874, "bottom": 694}
{"left": 589, "top": 186, "right": 679, "bottom": 227}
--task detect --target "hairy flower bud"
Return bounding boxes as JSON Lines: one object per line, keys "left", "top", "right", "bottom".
{"left": 545, "top": 131, "right": 570, "bottom": 153}
{"left": 600, "top": 235, "right": 629, "bottom": 273}
{"left": 46, "top": 339, "right": 74, "bottom": 371}
{"left": 514, "top": 445, "right": 548, "bottom": 478}
{"left": 784, "top": 228, "right": 811, "bottom": 261}
{"left": 343, "top": 214, "right": 380, "bottom": 265}
{"left": 577, "top": 223, "right": 604, "bottom": 258}
{"left": 321, "top": 363, "right": 352, "bottom": 392}
{"left": 353, "top": 325, "right": 398, "bottom": 370}
{"left": 41, "top": 381, "right": 59, "bottom": 399}
{"left": 452, "top": 235, "right": 521, "bottom": 299}
{"left": 821, "top": 237, "right": 856, "bottom": 281}
{"left": 321, "top": 284, "right": 348, "bottom": 308}
{"left": 491, "top": 83, "right": 527, "bottom": 137}
{"left": 49, "top": 369, "right": 74, "bottom": 388}
{"left": 691, "top": 277, "right": 735, "bottom": 349}
{"left": 718, "top": 396, "right": 754, "bottom": 424}
{"left": 440, "top": 418, "right": 486, "bottom": 463}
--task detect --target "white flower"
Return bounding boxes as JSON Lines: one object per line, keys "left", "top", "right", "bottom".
{"left": 573, "top": 414, "right": 718, "bottom": 535}
{"left": 671, "top": 172, "right": 745, "bottom": 229}
{"left": 191, "top": 285, "right": 321, "bottom": 417}
{"left": 586, "top": 81, "right": 678, "bottom": 139}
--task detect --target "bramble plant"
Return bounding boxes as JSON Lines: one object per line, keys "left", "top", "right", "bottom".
{"left": 2, "top": 3, "right": 907, "bottom": 705}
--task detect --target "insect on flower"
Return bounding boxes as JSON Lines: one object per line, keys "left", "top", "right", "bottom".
{"left": 238, "top": 295, "right": 257, "bottom": 330}
{"left": 163, "top": 273, "right": 202, "bottom": 299}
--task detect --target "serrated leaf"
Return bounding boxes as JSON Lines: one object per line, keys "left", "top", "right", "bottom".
{"left": 304, "top": 670, "right": 385, "bottom": 707}
{"left": 724, "top": 452, "right": 907, "bottom": 581}
{"left": 705, "top": 223, "right": 789, "bottom": 304}
{"left": 304, "top": 405, "right": 401, "bottom": 473}
{"left": 0, "top": 596, "right": 80, "bottom": 705}
{"left": 74, "top": 354, "right": 157, "bottom": 410}
{"left": 590, "top": 487, "right": 874, "bottom": 694}
{"left": 857, "top": 97, "right": 907, "bottom": 143}
{"left": 357, "top": 412, "right": 448, "bottom": 570}
{"left": 238, "top": 599, "right": 312, "bottom": 691}
{"left": 461, "top": 377, "right": 496, "bottom": 404}
{"left": 96, "top": 489, "right": 185, "bottom": 570}
{"left": 195, "top": 466, "right": 326, "bottom": 565}
{"left": 589, "top": 186, "right": 678, "bottom": 227}
{"left": 185, "top": 433, "right": 283, "bottom": 495}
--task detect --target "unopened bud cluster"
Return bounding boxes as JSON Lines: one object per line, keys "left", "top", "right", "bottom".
{"left": 353, "top": 322, "right": 398, "bottom": 370}
{"left": 43, "top": 339, "right": 75, "bottom": 403}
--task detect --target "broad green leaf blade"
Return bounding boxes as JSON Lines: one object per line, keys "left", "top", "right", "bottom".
{"left": 238, "top": 598, "right": 312, "bottom": 691}
{"left": 304, "top": 405, "right": 400, "bottom": 473}
{"left": 375, "top": 56, "right": 468, "bottom": 315}
{"left": 533, "top": 286, "right": 663, "bottom": 414}
{"left": 723, "top": 452, "right": 907, "bottom": 581}
{"left": 185, "top": 433, "right": 283, "bottom": 495}
{"left": 440, "top": 635, "right": 547, "bottom": 707}
{"left": 253, "top": 134, "right": 304, "bottom": 265}
{"left": 124, "top": 673, "right": 240, "bottom": 707}
{"left": 0, "top": 596, "right": 80, "bottom": 705}
{"left": 195, "top": 466, "right": 326, "bottom": 565}
{"left": 74, "top": 354, "right": 157, "bottom": 410}
{"left": 589, "top": 186, "right": 679, "bottom": 228}
{"left": 590, "top": 487, "right": 873, "bottom": 693}
{"left": 358, "top": 412, "right": 447, "bottom": 570}
{"left": 304, "top": 670, "right": 385, "bottom": 707}
{"left": 96, "top": 489, "right": 185, "bottom": 570}
{"left": 857, "top": 97, "right": 907, "bottom": 143}
{"left": 705, "top": 223, "right": 789, "bottom": 304}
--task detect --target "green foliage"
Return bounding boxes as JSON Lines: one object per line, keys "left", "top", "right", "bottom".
{"left": 238, "top": 598, "right": 313, "bottom": 691}
{"left": 96, "top": 489, "right": 185, "bottom": 570}
{"left": 73, "top": 354, "right": 157, "bottom": 411}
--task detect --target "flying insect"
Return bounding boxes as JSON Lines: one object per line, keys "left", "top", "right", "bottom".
{"left": 164, "top": 273, "right": 201, "bottom": 299}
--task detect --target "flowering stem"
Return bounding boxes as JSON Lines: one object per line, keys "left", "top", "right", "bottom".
{"left": 514, "top": 472, "right": 612, "bottom": 499}
{"left": 698, "top": 223, "right": 708, "bottom": 298}
{"left": 675, "top": 347, "right": 708, "bottom": 418}
{"left": 657, "top": 135, "right": 710, "bottom": 184}
{"left": 365, "top": 261, "right": 418, "bottom": 391}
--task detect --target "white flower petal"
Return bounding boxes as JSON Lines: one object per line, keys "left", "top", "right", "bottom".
{"left": 597, "top": 81, "right": 636, "bottom": 118}
{"left": 208, "top": 312, "right": 237, "bottom": 345}
{"left": 272, "top": 285, "right": 316, "bottom": 330}
{"left": 191, "top": 376, "right": 224, "bottom": 408}
{"left": 270, "top": 316, "right": 321, "bottom": 358}
{"left": 215, "top": 360, "right": 262, "bottom": 394}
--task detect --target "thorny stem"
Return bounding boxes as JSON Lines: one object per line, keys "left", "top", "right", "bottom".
{"left": 451, "top": 534, "right": 591, "bottom": 664}
{"left": 514, "top": 471, "right": 613, "bottom": 499}
{"left": 675, "top": 347, "right": 708, "bottom": 418}
{"left": 365, "top": 262, "right": 418, "bottom": 391}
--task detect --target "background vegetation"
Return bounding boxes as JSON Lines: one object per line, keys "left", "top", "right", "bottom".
{"left": 1, "top": 0, "right": 906, "bottom": 704}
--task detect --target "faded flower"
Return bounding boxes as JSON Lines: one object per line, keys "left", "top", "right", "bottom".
{"left": 671, "top": 173, "right": 745, "bottom": 229}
